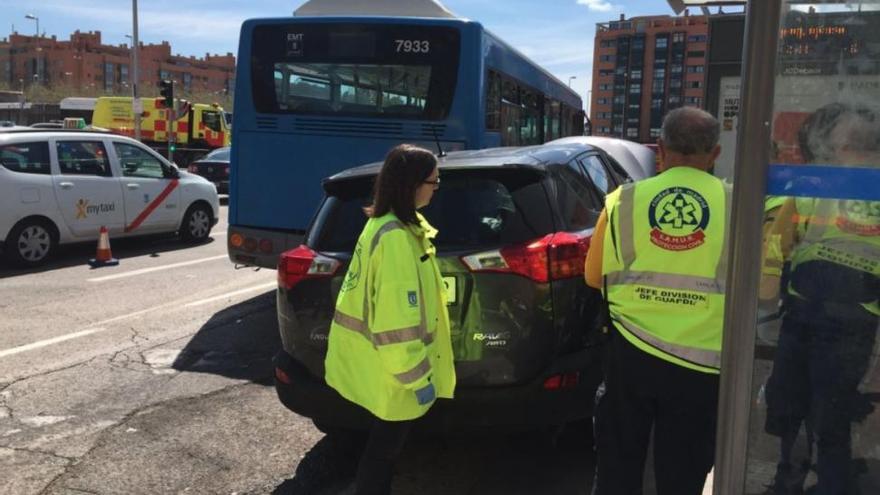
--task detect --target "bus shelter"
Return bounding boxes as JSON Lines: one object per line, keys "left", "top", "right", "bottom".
{"left": 671, "top": 0, "right": 880, "bottom": 493}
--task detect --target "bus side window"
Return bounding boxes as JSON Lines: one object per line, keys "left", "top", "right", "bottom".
{"left": 486, "top": 70, "right": 501, "bottom": 131}
{"left": 501, "top": 78, "right": 521, "bottom": 146}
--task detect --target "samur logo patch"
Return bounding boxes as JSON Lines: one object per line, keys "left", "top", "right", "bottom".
{"left": 648, "top": 187, "right": 711, "bottom": 251}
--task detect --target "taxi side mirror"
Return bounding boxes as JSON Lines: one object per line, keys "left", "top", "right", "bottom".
{"left": 165, "top": 164, "right": 180, "bottom": 179}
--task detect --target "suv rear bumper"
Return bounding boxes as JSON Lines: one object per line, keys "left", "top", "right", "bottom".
{"left": 273, "top": 347, "right": 602, "bottom": 431}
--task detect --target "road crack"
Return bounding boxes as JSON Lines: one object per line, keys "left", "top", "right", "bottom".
{"left": 0, "top": 444, "right": 76, "bottom": 464}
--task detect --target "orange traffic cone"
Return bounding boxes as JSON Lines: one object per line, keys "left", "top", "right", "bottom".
{"left": 88, "top": 226, "right": 119, "bottom": 268}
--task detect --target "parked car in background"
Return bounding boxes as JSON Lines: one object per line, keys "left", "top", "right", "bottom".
{"left": 187, "top": 147, "right": 230, "bottom": 194}
{"left": 273, "top": 141, "right": 651, "bottom": 433}
{"left": 0, "top": 129, "right": 220, "bottom": 266}
{"left": 549, "top": 136, "right": 656, "bottom": 181}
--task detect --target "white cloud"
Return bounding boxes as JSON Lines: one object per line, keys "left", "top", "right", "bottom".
{"left": 576, "top": 0, "right": 614, "bottom": 12}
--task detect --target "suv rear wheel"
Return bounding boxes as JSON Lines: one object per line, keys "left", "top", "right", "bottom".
{"left": 5, "top": 218, "right": 57, "bottom": 267}
{"left": 180, "top": 203, "right": 212, "bottom": 243}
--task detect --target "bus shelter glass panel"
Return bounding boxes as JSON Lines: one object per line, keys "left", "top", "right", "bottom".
{"left": 745, "top": 2, "right": 880, "bottom": 493}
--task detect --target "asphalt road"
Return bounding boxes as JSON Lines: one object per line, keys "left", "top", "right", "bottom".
{"left": 0, "top": 206, "right": 597, "bottom": 495}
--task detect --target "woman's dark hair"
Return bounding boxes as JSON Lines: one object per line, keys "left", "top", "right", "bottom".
{"left": 366, "top": 144, "right": 437, "bottom": 224}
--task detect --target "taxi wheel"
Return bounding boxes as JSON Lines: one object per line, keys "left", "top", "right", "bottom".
{"left": 180, "top": 203, "right": 212, "bottom": 243}
{"left": 5, "top": 219, "right": 57, "bottom": 267}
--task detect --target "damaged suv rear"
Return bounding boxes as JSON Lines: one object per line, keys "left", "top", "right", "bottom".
{"left": 274, "top": 143, "right": 642, "bottom": 431}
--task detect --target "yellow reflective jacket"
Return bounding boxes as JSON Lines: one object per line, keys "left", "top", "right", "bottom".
{"left": 764, "top": 198, "right": 880, "bottom": 316}
{"left": 325, "top": 212, "right": 456, "bottom": 421}
{"left": 602, "top": 167, "right": 731, "bottom": 374}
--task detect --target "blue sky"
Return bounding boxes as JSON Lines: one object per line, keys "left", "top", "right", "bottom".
{"left": 2, "top": 0, "right": 676, "bottom": 105}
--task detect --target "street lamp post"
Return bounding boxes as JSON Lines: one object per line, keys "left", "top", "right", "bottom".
{"left": 587, "top": 89, "right": 592, "bottom": 118}
{"left": 24, "top": 14, "right": 39, "bottom": 37}
{"left": 568, "top": 76, "right": 577, "bottom": 88}
{"left": 19, "top": 79, "right": 25, "bottom": 124}
{"left": 131, "top": 0, "right": 141, "bottom": 141}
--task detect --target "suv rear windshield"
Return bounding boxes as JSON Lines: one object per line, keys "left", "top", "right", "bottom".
{"left": 311, "top": 169, "right": 554, "bottom": 253}
{"left": 250, "top": 23, "right": 460, "bottom": 120}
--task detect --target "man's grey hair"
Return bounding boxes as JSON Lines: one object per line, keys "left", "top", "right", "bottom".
{"left": 661, "top": 107, "right": 720, "bottom": 155}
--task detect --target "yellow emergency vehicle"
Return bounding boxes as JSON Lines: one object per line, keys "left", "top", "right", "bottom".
{"left": 91, "top": 97, "right": 231, "bottom": 150}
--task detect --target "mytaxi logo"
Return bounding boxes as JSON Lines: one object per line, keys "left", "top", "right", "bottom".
{"left": 76, "top": 199, "right": 90, "bottom": 219}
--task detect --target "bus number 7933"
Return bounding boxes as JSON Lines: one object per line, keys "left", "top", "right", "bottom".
{"left": 395, "top": 39, "right": 431, "bottom": 53}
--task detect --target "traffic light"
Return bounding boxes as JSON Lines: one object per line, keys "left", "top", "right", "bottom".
{"left": 159, "top": 79, "right": 174, "bottom": 108}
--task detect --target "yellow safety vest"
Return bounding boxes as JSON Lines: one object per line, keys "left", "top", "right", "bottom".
{"left": 786, "top": 198, "right": 880, "bottom": 316}
{"left": 602, "top": 166, "right": 732, "bottom": 374}
{"left": 325, "top": 212, "right": 456, "bottom": 421}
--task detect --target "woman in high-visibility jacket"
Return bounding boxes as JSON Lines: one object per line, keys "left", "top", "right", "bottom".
{"left": 325, "top": 144, "right": 455, "bottom": 495}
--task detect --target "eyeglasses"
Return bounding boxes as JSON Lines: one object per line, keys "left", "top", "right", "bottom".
{"left": 422, "top": 177, "right": 441, "bottom": 186}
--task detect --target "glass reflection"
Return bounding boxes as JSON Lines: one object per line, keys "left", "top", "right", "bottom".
{"left": 747, "top": 4, "right": 880, "bottom": 494}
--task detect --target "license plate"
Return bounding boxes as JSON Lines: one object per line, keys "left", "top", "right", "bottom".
{"left": 442, "top": 276, "right": 456, "bottom": 305}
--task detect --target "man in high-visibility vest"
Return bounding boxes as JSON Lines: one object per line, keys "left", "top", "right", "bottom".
{"left": 761, "top": 102, "right": 879, "bottom": 494}
{"left": 585, "top": 107, "right": 730, "bottom": 495}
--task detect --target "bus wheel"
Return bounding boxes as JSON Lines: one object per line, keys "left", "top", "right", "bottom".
{"left": 5, "top": 218, "right": 57, "bottom": 267}
{"left": 180, "top": 203, "right": 212, "bottom": 243}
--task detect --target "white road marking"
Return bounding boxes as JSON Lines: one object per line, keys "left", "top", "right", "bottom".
{"left": 0, "top": 328, "right": 105, "bottom": 358}
{"left": 87, "top": 255, "right": 228, "bottom": 282}
{"left": 184, "top": 282, "right": 276, "bottom": 308}
{"left": 0, "top": 282, "right": 275, "bottom": 358}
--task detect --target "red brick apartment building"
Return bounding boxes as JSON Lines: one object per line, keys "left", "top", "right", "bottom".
{"left": 0, "top": 31, "right": 235, "bottom": 97}
{"left": 591, "top": 12, "right": 709, "bottom": 143}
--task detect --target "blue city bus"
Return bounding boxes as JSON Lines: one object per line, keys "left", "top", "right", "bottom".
{"left": 228, "top": 15, "right": 584, "bottom": 268}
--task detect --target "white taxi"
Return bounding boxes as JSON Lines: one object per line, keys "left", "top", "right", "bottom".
{"left": 0, "top": 129, "right": 220, "bottom": 266}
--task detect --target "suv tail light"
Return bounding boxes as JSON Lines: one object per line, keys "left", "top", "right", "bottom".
{"left": 461, "top": 232, "right": 591, "bottom": 283}
{"left": 278, "top": 245, "right": 340, "bottom": 290}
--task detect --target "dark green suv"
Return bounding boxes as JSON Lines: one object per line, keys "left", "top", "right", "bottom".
{"left": 274, "top": 143, "right": 644, "bottom": 431}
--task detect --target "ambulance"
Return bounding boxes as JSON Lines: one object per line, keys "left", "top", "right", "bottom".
{"left": 0, "top": 129, "right": 220, "bottom": 267}
{"left": 91, "top": 97, "right": 231, "bottom": 160}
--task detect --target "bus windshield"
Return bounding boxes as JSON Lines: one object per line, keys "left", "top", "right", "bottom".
{"left": 250, "top": 23, "right": 460, "bottom": 120}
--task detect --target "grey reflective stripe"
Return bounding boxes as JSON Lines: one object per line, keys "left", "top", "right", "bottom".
{"left": 394, "top": 356, "right": 431, "bottom": 384}
{"left": 715, "top": 184, "right": 733, "bottom": 286}
{"left": 764, "top": 259, "right": 784, "bottom": 269}
{"left": 618, "top": 184, "right": 636, "bottom": 270}
{"left": 616, "top": 318, "right": 721, "bottom": 369}
{"left": 371, "top": 220, "right": 406, "bottom": 254}
{"left": 334, "top": 310, "right": 367, "bottom": 333}
{"left": 373, "top": 325, "right": 423, "bottom": 345}
{"left": 606, "top": 270, "right": 724, "bottom": 293}
{"left": 334, "top": 310, "right": 434, "bottom": 346}
{"left": 363, "top": 220, "right": 407, "bottom": 341}
{"left": 414, "top": 252, "right": 429, "bottom": 342}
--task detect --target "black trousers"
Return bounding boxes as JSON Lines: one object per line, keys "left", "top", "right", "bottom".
{"left": 354, "top": 416, "right": 414, "bottom": 495}
{"left": 764, "top": 305, "right": 878, "bottom": 495}
{"left": 592, "top": 329, "right": 720, "bottom": 495}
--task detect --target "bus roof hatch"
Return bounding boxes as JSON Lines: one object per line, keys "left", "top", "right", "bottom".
{"left": 294, "top": 0, "right": 459, "bottom": 18}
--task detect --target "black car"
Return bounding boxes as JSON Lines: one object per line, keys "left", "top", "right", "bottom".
{"left": 274, "top": 142, "right": 646, "bottom": 431}
{"left": 188, "top": 147, "right": 230, "bottom": 193}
